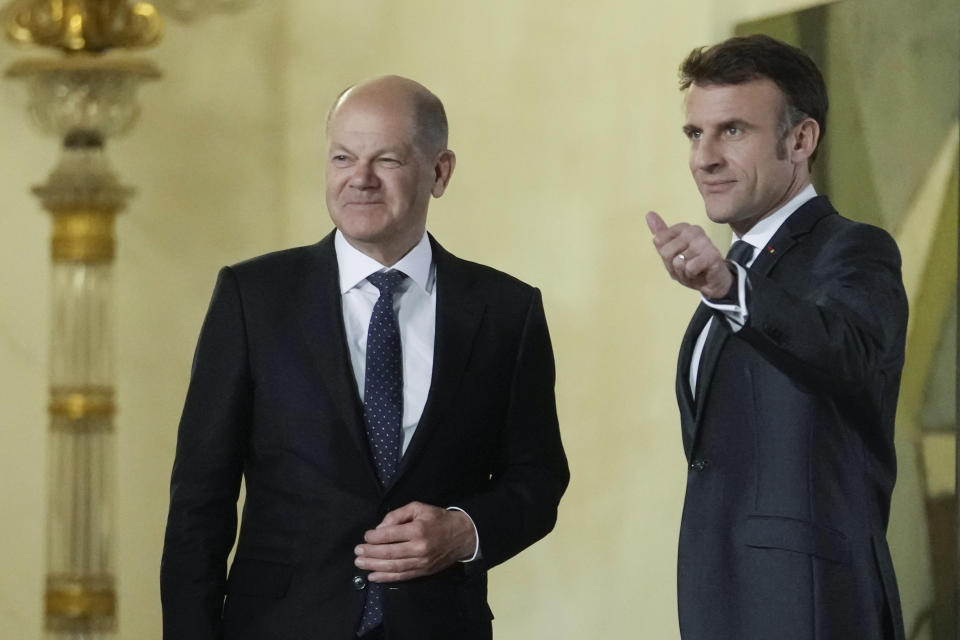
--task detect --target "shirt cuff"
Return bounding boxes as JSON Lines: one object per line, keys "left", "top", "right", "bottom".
{"left": 446, "top": 506, "right": 481, "bottom": 563}
{"left": 701, "top": 262, "right": 749, "bottom": 332}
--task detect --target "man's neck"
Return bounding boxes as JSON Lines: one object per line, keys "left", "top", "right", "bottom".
{"left": 344, "top": 233, "right": 423, "bottom": 268}
{"left": 732, "top": 182, "right": 817, "bottom": 244}
{"left": 730, "top": 177, "right": 812, "bottom": 236}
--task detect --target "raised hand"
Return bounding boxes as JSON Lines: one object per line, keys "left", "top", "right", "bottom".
{"left": 646, "top": 211, "right": 733, "bottom": 299}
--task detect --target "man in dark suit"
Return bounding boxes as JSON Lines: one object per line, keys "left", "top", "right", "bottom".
{"left": 646, "top": 35, "right": 907, "bottom": 639}
{"left": 160, "top": 75, "right": 569, "bottom": 640}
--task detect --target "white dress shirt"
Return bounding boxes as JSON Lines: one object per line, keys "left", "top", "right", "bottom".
{"left": 334, "top": 230, "right": 479, "bottom": 561}
{"left": 336, "top": 230, "right": 436, "bottom": 454}
{"left": 689, "top": 184, "right": 818, "bottom": 396}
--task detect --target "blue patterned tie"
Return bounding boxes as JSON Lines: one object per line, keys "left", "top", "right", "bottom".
{"left": 357, "top": 269, "right": 407, "bottom": 637}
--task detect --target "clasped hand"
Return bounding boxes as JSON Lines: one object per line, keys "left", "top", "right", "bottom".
{"left": 354, "top": 501, "right": 476, "bottom": 583}
{"left": 646, "top": 211, "right": 733, "bottom": 299}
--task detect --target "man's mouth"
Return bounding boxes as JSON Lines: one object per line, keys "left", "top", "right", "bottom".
{"left": 700, "top": 180, "right": 736, "bottom": 194}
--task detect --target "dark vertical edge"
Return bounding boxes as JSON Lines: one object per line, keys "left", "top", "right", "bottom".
{"left": 795, "top": 5, "right": 830, "bottom": 196}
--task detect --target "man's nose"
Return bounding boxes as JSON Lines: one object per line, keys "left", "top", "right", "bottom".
{"left": 349, "top": 162, "right": 379, "bottom": 188}
{"left": 692, "top": 138, "right": 723, "bottom": 172}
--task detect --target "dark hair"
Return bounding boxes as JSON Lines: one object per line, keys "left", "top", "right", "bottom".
{"left": 679, "top": 34, "right": 827, "bottom": 164}
{"left": 409, "top": 89, "right": 448, "bottom": 155}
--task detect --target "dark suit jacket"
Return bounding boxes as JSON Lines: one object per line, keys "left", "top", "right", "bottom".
{"left": 160, "top": 233, "right": 569, "bottom": 640}
{"left": 675, "top": 197, "right": 908, "bottom": 640}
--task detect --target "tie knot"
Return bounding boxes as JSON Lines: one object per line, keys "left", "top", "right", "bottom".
{"left": 367, "top": 270, "right": 408, "bottom": 294}
{"left": 726, "top": 240, "right": 754, "bottom": 268}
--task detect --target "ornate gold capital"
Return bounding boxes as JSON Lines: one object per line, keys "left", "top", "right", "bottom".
{"left": 3, "top": 0, "right": 162, "bottom": 53}
{"left": 50, "top": 385, "right": 116, "bottom": 422}
{"left": 49, "top": 208, "right": 117, "bottom": 262}
{"left": 46, "top": 573, "right": 115, "bottom": 629}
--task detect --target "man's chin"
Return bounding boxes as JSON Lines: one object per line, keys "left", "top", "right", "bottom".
{"left": 703, "top": 205, "right": 732, "bottom": 225}
{"left": 340, "top": 229, "right": 390, "bottom": 246}
{"left": 332, "top": 213, "right": 389, "bottom": 238}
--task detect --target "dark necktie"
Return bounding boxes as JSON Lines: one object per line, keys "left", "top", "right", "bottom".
{"left": 358, "top": 269, "right": 406, "bottom": 637}
{"left": 726, "top": 239, "right": 754, "bottom": 270}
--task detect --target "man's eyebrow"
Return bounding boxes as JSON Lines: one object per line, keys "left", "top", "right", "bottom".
{"left": 682, "top": 119, "right": 754, "bottom": 137}
{"left": 718, "top": 119, "right": 752, "bottom": 130}
{"left": 328, "top": 143, "right": 409, "bottom": 156}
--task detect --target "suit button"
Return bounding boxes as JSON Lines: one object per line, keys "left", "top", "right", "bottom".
{"left": 690, "top": 459, "right": 708, "bottom": 471}
{"left": 352, "top": 575, "right": 366, "bottom": 590}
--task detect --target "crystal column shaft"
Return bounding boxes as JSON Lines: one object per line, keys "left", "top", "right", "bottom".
{"left": 44, "top": 202, "right": 118, "bottom": 638}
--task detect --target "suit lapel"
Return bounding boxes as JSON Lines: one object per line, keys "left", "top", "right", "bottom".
{"left": 395, "top": 237, "right": 485, "bottom": 481}
{"left": 693, "top": 314, "right": 729, "bottom": 420}
{"left": 297, "top": 233, "right": 381, "bottom": 491}
{"left": 676, "top": 303, "right": 711, "bottom": 458}
{"left": 749, "top": 195, "right": 834, "bottom": 277}
{"left": 683, "top": 196, "right": 836, "bottom": 456}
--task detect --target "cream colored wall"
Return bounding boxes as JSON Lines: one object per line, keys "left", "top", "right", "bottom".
{"left": 0, "top": 37, "right": 51, "bottom": 635}
{"left": 0, "top": 1, "right": 930, "bottom": 639}
{"left": 111, "top": 6, "right": 289, "bottom": 634}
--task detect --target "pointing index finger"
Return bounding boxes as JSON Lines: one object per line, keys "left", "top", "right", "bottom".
{"left": 646, "top": 211, "right": 668, "bottom": 235}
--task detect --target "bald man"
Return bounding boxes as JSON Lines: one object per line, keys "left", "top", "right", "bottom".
{"left": 160, "top": 77, "right": 569, "bottom": 640}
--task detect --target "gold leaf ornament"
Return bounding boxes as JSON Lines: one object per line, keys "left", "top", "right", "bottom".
{"left": 2, "top": 0, "right": 162, "bottom": 52}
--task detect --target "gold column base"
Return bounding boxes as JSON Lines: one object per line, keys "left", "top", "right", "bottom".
{"left": 50, "top": 209, "right": 118, "bottom": 263}
{"left": 45, "top": 574, "right": 116, "bottom": 632}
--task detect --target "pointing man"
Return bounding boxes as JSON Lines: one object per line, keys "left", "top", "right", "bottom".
{"left": 647, "top": 36, "right": 907, "bottom": 639}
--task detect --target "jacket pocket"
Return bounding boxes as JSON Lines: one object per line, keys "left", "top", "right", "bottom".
{"left": 743, "top": 515, "right": 851, "bottom": 565}
{"left": 226, "top": 558, "right": 294, "bottom": 598}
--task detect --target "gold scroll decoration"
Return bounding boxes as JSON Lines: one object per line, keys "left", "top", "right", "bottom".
{"left": 46, "top": 574, "right": 115, "bottom": 629}
{"left": 2, "top": 0, "right": 162, "bottom": 53}
{"left": 50, "top": 209, "right": 117, "bottom": 263}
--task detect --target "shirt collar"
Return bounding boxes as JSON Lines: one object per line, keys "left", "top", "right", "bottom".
{"left": 335, "top": 230, "right": 434, "bottom": 294}
{"left": 735, "top": 183, "right": 817, "bottom": 251}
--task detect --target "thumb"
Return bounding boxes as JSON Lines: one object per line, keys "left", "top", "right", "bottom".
{"left": 646, "top": 211, "right": 668, "bottom": 235}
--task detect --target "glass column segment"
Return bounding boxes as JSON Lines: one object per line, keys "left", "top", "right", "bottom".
{"left": 46, "top": 260, "right": 116, "bottom": 637}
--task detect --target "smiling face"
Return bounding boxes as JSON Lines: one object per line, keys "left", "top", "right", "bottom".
{"left": 325, "top": 81, "right": 454, "bottom": 265}
{"left": 683, "top": 78, "right": 811, "bottom": 235}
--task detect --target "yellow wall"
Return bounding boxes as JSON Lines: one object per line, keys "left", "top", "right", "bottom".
{"left": 0, "top": 39, "right": 49, "bottom": 635}
{"left": 0, "top": 1, "right": 937, "bottom": 638}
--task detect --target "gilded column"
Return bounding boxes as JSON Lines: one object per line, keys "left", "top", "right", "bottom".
{"left": 36, "top": 132, "right": 129, "bottom": 637}
{"left": 3, "top": 2, "right": 161, "bottom": 637}
{"left": 4, "top": 0, "right": 259, "bottom": 635}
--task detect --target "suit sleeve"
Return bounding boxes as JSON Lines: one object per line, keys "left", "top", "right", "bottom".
{"left": 737, "top": 223, "right": 908, "bottom": 394}
{"left": 458, "top": 289, "right": 570, "bottom": 570}
{"left": 160, "top": 267, "right": 251, "bottom": 639}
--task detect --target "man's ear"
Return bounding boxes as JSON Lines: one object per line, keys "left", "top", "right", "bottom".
{"left": 789, "top": 118, "right": 820, "bottom": 165}
{"left": 431, "top": 150, "right": 456, "bottom": 198}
